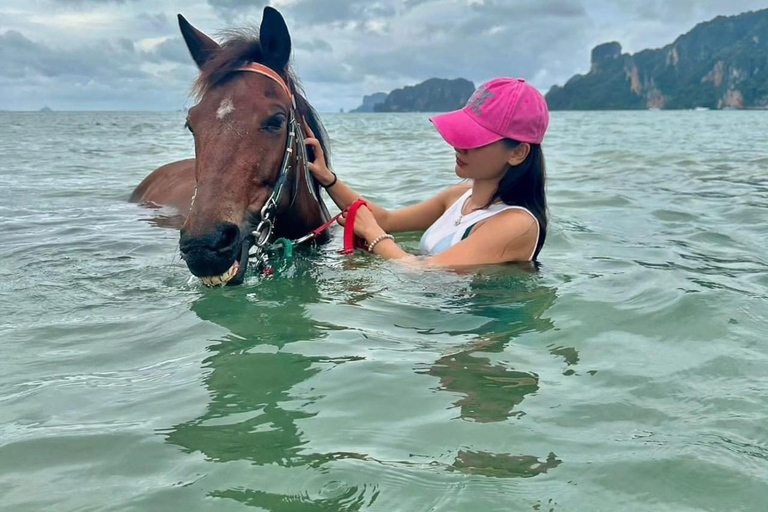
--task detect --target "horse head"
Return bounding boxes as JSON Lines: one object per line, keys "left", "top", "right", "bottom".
{"left": 177, "top": 7, "right": 331, "bottom": 286}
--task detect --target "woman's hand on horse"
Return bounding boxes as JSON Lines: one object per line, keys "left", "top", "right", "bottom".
{"left": 304, "top": 128, "right": 335, "bottom": 187}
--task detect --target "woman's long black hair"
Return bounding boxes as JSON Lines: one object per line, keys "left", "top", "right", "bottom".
{"left": 487, "top": 139, "right": 547, "bottom": 259}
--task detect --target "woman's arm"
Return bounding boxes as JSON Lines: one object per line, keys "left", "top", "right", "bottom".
{"left": 425, "top": 210, "right": 539, "bottom": 265}
{"left": 353, "top": 206, "right": 539, "bottom": 266}
{"left": 306, "top": 136, "right": 467, "bottom": 233}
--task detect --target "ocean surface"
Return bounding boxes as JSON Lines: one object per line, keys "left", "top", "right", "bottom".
{"left": 0, "top": 110, "right": 767, "bottom": 511}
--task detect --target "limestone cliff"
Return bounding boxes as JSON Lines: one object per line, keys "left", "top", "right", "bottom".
{"left": 350, "top": 92, "right": 388, "bottom": 113}
{"left": 546, "top": 9, "right": 768, "bottom": 110}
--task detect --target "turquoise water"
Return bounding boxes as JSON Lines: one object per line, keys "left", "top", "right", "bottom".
{"left": 1, "top": 110, "right": 767, "bottom": 511}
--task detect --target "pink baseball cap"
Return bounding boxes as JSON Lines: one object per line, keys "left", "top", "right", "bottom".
{"left": 430, "top": 77, "right": 549, "bottom": 149}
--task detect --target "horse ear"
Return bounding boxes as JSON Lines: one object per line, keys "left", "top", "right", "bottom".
{"left": 259, "top": 6, "right": 292, "bottom": 71}
{"left": 178, "top": 14, "right": 220, "bottom": 69}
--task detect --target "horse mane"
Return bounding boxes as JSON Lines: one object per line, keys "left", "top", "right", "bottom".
{"left": 192, "top": 29, "right": 331, "bottom": 166}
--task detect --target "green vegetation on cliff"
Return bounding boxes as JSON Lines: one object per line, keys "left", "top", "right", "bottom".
{"left": 546, "top": 9, "right": 768, "bottom": 110}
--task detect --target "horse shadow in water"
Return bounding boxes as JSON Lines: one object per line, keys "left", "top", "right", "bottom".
{"left": 130, "top": 7, "right": 333, "bottom": 286}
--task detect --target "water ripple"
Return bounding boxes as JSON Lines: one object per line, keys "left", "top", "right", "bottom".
{"left": 1, "top": 111, "right": 767, "bottom": 511}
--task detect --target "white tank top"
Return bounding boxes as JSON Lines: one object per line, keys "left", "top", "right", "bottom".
{"left": 418, "top": 189, "right": 540, "bottom": 260}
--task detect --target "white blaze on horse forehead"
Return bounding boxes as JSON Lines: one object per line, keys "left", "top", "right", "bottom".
{"left": 216, "top": 98, "right": 236, "bottom": 120}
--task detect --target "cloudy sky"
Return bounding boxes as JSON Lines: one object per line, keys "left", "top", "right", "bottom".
{"left": 2, "top": 0, "right": 766, "bottom": 112}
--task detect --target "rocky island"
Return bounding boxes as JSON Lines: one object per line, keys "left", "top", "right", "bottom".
{"left": 350, "top": 92, "right": 388, "bottom": 113}
{"left": 546, "top": 8, "right": 768, "bottom": 110}
{"left": 352, "top": 78, "right": 475, "bottom": 113}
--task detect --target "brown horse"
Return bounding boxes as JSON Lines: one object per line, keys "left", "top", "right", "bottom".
{"left": 130, "top": 7, "right": 332, "bottom": 286}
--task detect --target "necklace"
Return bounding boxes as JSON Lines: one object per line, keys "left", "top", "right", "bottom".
{"left": 454, "top": 195, "right": 502, "bottom": 225}
{"left": 455, "top": 196, "right": 475, "bottom": 226}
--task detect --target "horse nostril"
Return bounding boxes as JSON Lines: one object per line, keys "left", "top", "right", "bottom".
{"left": 177, "top": 222, "right": 242, "bottom": 278}
{"left": 215, "top": 223, "right": 240, "bottom": 253}
{"left": 179, "top": 223, "right": 241, "bottom": 256}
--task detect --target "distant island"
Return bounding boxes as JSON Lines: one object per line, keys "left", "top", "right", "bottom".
{"left": 546, "top": 8, "right": 768, "bottom": 110}
{"left": 350, "top": 92, "right": 388, "bottom": 113}
{"left": 351, "top": 78, "right": 475, "bottom": 113}
{"left": 39, "top": 106, "right": 53, "bottom": 112}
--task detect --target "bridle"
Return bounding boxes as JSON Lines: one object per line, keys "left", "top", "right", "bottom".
{"left": 234, "top": 62, "right": 324, "bottom": 266}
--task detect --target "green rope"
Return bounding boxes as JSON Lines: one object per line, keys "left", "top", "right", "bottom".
{"left": 271, "top": 238, "right": 294, "bottom": 259}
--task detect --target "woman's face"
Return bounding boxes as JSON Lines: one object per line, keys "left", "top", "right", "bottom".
{"left": 454, "top": 140, "right": 529, "bottom": 181}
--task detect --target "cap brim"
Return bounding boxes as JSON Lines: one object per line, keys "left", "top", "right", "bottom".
{"left": 430, "top": 109, "right": 503, "bottom": 150}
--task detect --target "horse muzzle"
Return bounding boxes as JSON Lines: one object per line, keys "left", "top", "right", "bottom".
{"left": 179, "top": 222, "right": 252, "bottom": 286}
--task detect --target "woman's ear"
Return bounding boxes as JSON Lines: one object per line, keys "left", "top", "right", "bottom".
{"left": 507, "top": 143, "right": 530, "bottom": 167}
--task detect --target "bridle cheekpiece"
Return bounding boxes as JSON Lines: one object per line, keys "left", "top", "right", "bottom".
{"left": 235, "top": 62, "right": 318, "bottom": 266}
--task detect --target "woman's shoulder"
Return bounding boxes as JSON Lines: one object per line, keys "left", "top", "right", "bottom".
{"left": 469, "top": 208, "right": 539, "bottom": 260}
{"left": 437, "top": 182, "right": 471, "bottom": 207}
{"left": 470, "top": 207, "right": 539, "bottom": 242}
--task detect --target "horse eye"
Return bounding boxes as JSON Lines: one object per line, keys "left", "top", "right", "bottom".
{"left": 263, "top": 114, "right": 286, "bottom": 132}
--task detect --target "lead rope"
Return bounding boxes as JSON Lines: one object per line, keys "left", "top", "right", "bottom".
{"left": 258, "top": 198, "right": 370, "bottom": 275}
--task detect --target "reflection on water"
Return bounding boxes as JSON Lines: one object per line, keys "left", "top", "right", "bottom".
{"left": 423, "top": 353, "right": 540, "bottom": 422}
{"left": 163, "top": 264, "right": 376, "bottom": 509}
{"left": 210, "top": 485, "right": 377, "bottom": 512}
{"left": 164, "top": 265, "right": 367, "bottom": 470}
{"left": 418, "top": 270, "right": 563, "bottom": 423}
{"left": 166, "top": 345, "right": 366, "bottom": 467}
{"left": 451, "top": 450, "right": 562, "bottom": 478}
{"left": 162, "top": 260, "right": 564, "bottom": 509}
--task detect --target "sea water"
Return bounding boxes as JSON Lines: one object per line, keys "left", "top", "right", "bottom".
{"left": 0, "top": 110, "right": 766, "bottom": 511}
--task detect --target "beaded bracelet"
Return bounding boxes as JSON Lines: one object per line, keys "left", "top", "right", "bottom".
{"left": 322, "top": 171, "right": 338, "bottom": 189}
{"left": 367, "top": 234, "right": 395, "bottom": 252}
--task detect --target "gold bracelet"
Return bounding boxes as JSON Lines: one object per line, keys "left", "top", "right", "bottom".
{"left": 367, "top": 234, "right": 395, "bottom": 252}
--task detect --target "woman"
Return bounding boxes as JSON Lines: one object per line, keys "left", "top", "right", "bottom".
{"left": 305, "top": 77, "right": 549, "bottom": 266}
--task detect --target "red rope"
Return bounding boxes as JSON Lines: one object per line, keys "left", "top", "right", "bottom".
{"left": 341, "top": 199, "right": 369, "bottom": 254}
{"left": 295, "top": 198, "right": 369, "bottom": 254}
{"left": 309, "top": 211, "right": 344, "bottom": 239}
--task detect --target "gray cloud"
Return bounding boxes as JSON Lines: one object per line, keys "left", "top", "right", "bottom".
{"left": 628, "top": 0, "right": 733, "bottom": 22}
{"left": 1, "top": 0, "right": 767, "bottom": 111}
{"left": 152, "top": 37, "right": 194, "bottom": 65}
{"left": 283, "top": 0, "right": 396, "bottom": 25}
{"left": 117, "top": 38, "right": 134, "bottom": 52}
{"left": 48, "top": 0, "right": 139, "bottom": 3}
{"left": 277, "top": 0, "right": 590, "bottom": 88}
{"left": 293, "top": 38, "right": 334, "bottom": 54}
{"left": 470, "top": 0, "right": 587, "bottom": 18}
{"left": 0, "top": 28, "right": 197, "bottom": 110}
{"left": 293, "top": 58, "right": 364, "bottom": 84}
{"left": 206, "top": 0, "right": 269, "bottom": 23}
{"left": 403, "top": 0, "right": 441, "bottom": 8}
{"left": 136, "top": 12, "right": 172, "bottom": 32}
{"left": 318, "top": 0, "right": 590, "bottom": 90}
{"left": 0, "top": 30, "right": 142, "bottom": 80}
